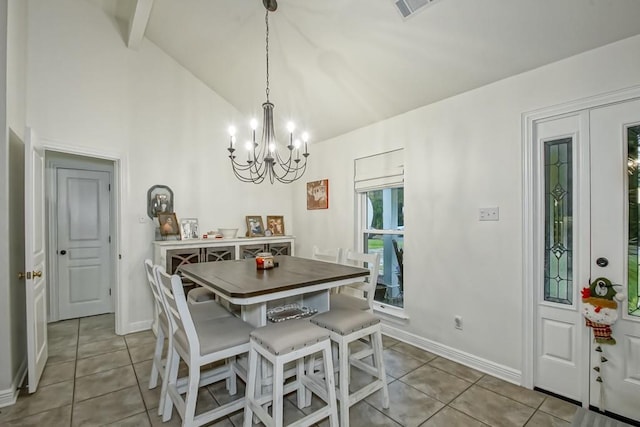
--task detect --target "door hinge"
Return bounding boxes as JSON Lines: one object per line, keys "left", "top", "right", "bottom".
{"left": 108, "top": 184, "right": 111, "bottom": 191}
{"left": 118, "top": 254, "right": 122, "bottom": 260}
{"left": 108, "top": 236, "right": 111, "bottom": 243}
{"left": 109, "top": 288, "right": 111, "bottom": 296}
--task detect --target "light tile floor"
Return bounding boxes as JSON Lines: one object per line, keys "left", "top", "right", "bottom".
{"left": 0, "top": 313, "right": 591, "bottom": 426}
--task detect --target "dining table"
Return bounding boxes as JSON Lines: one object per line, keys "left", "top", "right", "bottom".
{"left": 178, "top": 255, "right": 369, "bottom": 327}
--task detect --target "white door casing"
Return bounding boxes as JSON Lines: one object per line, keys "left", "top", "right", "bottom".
{"left": 57, "top": 168, "right": 112, "bottom": 319}
{"left": 25, "top": 127, "right": 47, "bottom": 393}
{"left": 588, "top": 99, "right": 640, "bottom": 420}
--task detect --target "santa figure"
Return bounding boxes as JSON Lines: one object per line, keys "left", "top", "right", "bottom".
{"left": 581, "top": 277, "right": 624, "bottom": 345}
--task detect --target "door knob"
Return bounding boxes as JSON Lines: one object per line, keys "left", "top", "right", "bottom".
{"left": 18, "top": 272, "right": 26, "bottom": 280}
{"left": 596, "top": 257, "right": 609, "bottom": 267}
{"left": 32, "top": 271, "right": 43, "bottom": 278}
{"left": 60, "top": 250, "right": 67, "bottom": 255}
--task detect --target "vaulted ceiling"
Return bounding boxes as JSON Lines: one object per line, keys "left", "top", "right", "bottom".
{"left": 93, "top": 0, "right": 640, "bottom": 142}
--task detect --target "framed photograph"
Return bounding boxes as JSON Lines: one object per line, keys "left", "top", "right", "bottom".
{"left": 147, "top": 184, "right": 174, "bottom": 218}
{"left": 158, "top": 212, "right": 181, "bottom": 238}
{"left": 267, "top": 216, "right": 285, "bottom": 236}
{"left": 307, "top": 179, "right": 329, "bottom": 210}
{"left": 246, "top": 216, "right": 265, "bottom": 237}
{"left": 180, "top": 218, "right": 199, "bottom": 240}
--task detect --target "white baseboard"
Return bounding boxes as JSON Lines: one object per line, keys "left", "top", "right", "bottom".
{"left": 121, "top": 319, "right": 153, "bottom": 335}
{"left": 0, "top": 358, "right": 27, "bottom": 408}
{"left": 381, "top": 323, "right": 522, "bottom": 385}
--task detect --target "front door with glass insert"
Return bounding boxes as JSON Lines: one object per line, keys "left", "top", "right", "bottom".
{"left": 534, "top": 99, "right": 640, "bottom": 422}
{"left": 588, "top": 99, "right": 640, "bottom": 421}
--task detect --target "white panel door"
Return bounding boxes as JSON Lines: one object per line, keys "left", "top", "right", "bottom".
{"left": 533, "top": 113, "right": 590, "bottom": 402}
{"left": 57, "top": 168, "right": 112, "bottom": 319}
{"left": 589, "top": 99, "right": 640, "bottom": 421}
{"left": 24, "top": 127, "right": 47, "bottom": 393}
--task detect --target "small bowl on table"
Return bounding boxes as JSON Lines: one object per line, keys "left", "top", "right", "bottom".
{"left": 218, "top": 228, "right": 238, "bottom": 239}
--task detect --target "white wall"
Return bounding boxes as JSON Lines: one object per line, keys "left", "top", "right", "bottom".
{"left": 294, "top": 34, "right": 640, "bottom": 375}
{"left": 26, "top": 0, "right": 294, "bottom": 333}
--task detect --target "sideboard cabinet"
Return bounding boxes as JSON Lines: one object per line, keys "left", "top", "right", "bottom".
{"left": 153, "top": 236, "right": 295, "bottom": 278}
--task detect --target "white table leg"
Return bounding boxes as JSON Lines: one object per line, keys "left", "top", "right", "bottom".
{"left": 242, "top": 302, "right": 267, "bottom": 327}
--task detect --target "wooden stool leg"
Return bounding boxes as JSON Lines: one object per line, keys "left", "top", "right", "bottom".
{"left": 338, "top": 337, "right": 350, "bottom": 427}
{"left": 322, "top": 344, "right": 339, "bottom": 427}
{"left": 296, "top": 356, "right": 306, "bottom": 408}
{"left": 272, "top": 358, "right": 285, "bottom": 427}
{"left": 372, "top": 330, "right": 389, "bottom": 408}
{"left": 243, "top": 347, "right": 259, "bottom": 427}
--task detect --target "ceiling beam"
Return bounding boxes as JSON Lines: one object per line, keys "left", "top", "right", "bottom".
{"left": 127, "top": 0, "right": 154, "bottom": 50}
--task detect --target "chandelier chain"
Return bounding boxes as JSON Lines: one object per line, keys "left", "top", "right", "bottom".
{"left": 265, "top": 9, "right": 270, "bottom": 102}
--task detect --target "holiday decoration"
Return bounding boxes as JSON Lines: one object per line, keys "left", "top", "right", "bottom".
{"left": 581, "top": 277, "right": 624, "bottom": 345}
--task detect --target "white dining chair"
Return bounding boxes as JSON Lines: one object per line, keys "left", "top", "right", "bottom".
{"left": 312, "top": 246, "right": 343, "bottom": 264}
{"left": 143, "top": 259, "right": 234, "bottom": 416}
{"left": 330, "top": 250, "right": 380, "bottom": 312}
{"left": 155, "top": 266, "right": 253, "bottom": 426}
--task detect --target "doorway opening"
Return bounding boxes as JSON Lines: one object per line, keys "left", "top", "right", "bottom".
{"left": 44, "top": 150, "right": 120, "bottom": 327}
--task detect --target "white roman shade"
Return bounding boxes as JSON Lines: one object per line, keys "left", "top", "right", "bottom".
{"left": 354, "top": 149, "right": 404, "bottom": 191}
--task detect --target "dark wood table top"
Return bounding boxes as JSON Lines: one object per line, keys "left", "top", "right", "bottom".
{"left": 178, "top": 255, "right": 369, "bottom": 299}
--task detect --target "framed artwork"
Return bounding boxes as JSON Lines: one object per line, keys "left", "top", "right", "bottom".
{"left": 306, "top": 179, "right": 329, "bottom": 210}
{"left": 147, "top": 184, "right": 174, "bottom": 218}
{"left": 158, "top": 212, "right": 181, "bottom": 238}
{"left": 246, "top": 216, "right": 265, "bottom": 237}
{"left": 267, "top": 216, "right": 285, "bottom": 236}
{"left": 180, "top": 218, "right": 199, "bottom": 240}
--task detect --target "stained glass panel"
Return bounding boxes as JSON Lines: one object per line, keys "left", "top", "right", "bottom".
{"left": 627, "top": 125, "right": 640, "bottom": 317}
{"left": 544, "top": 138, "right": 573, "bottom": 304}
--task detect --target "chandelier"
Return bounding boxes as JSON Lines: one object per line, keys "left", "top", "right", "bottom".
{"left": 227, "top": 0, "right": 309, "bottom": 184}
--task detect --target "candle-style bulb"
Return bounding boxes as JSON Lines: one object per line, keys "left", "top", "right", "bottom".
{"left": 287, "top": 122, "right": 295, "bottom": 133}
{"left": 302, "top": 132, "right": 309, "bottom": 142}
{"left": 228, "top": 126, "right": 236, "bottom": 137}
{"left": 250, "top": 119, "right": 258, "bottom": 130}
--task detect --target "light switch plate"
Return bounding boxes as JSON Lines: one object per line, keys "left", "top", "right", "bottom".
{"left": 479, "top": 207, "right": 499, "bottom": 221}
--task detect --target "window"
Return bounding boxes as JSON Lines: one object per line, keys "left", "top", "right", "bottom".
{"left": 355, "top": 149, "right": 404, "bottom": 310}
{"left": 361, "top": 188, "right": 404, "bottom": 308}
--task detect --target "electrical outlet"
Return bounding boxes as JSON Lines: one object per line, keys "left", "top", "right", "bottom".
{"left": 454, "top": 315, "right": 463, "bottom": 330}
{"left": 479, "top": 207, "right": 499, "bottom": 221}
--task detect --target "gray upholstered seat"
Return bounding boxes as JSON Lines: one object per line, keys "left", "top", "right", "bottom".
{"left": 189, "top": 300, "right": 233, "bottom": 321}
{"left": 174, "top": 315, "right": 253, "bottom": 357}
{"left": 187, "top": 286, "right": 216, "bottom": 303}
{"left": 250, "top": 319, "right": 329, "bottom": 355}
{"left": 329, "top": 293, "right": 370, "bottom": 312}
{"left": 310, "top": 308, "right": 380, "bottom": 335}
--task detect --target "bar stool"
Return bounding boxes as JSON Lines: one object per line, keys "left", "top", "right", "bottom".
{"left": 244, "top": 319, "right": 339, "bottom": 427}
{"left": 310, "top": 309, "right": 389, "bottom": 427}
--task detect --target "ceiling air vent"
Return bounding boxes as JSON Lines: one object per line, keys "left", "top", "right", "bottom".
{"left": 393, "top": 0, "right": 441, "bottom": 19}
